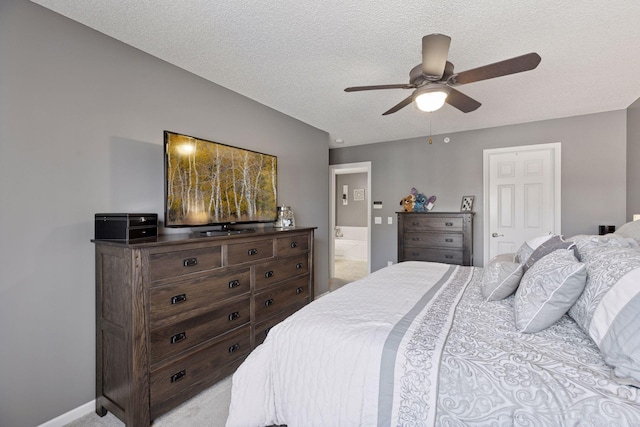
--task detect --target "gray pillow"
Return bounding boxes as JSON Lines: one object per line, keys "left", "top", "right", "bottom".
{"left": 524, "top": 235, "right": 576, "bottom": 271}
{"left": 514, "top": 249, "right": 586, "bottom": 333}
{"left": 482, "top": 259, "right": 523, "bottom": 301}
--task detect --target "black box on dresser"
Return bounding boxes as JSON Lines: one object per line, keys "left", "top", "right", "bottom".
{"left": 95, "top": 213, "right": 158, "bottom": 241}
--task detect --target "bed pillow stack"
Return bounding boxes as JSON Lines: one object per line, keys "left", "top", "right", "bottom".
{"left": 482, "top": 234, "right": 579, "bottom": 303}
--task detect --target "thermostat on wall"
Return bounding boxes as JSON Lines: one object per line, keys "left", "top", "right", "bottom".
{"left": 373, "top": 201, "right": 383, "bottom": 209}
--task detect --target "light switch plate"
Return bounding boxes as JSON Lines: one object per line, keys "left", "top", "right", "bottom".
{"left": 374, "top": 216, "right": 382, "bottom": 224}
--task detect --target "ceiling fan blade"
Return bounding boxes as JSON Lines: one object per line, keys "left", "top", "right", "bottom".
{"left": 453, "top": 52, "right": 541, "bottom": 85}
{"left": 382, "top": 94, "right": 414, "bottom": 115}
{"left": 422, "top": 34, "right": 451, "bottom": 80}
{"left": 345, "top": 84, "right": 415, "bottom": 92}
{"left": 445, "top": 88, "right": 481, "bottom": 113}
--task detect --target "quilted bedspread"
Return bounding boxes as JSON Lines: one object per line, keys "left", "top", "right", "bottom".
{"left": 226, "top": 261, "right": 640, "bottom": 426}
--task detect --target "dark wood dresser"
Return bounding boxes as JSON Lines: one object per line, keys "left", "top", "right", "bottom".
{"left": 93, "top": 226, "right": 315, "bottom": 426}
{"left": 397, "top": 212, "right": 473, "bottom": 266}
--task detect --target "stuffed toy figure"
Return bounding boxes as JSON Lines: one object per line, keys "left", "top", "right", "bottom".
{"left": 400, "top": 194, "right": 416, "bottom": 212}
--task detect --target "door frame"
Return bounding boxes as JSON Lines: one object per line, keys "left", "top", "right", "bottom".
{"left": 329, "top": 162, "right": 372, "bottom": 278}
{"left": 482, "top": 142, "right": 561, "bottom": 265}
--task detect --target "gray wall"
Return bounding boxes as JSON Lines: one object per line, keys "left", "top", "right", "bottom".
{"left": 0, "top": 1, "right": 329, "bottom": 426}
{"left": 628, "top": 98, "right": 640, "bottom": 220}
{"left": 330, "top": 110, "right": 628, "bottom": 271}
{"left": 336, "top": 173, "right": 368, "bottom": 227}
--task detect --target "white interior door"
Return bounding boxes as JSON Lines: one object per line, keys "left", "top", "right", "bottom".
{"left": 483, "top": 143, "right": 561, "bottom": 265}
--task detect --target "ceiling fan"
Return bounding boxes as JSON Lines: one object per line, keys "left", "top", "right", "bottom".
{"left": 344, "top": 34, "right": 541, "bottom": 115}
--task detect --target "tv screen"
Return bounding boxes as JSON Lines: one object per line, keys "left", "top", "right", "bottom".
{"left": 164, "top": 131, "right": 278, "bottom": 228}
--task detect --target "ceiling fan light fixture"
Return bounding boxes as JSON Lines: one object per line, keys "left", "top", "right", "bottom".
{"left": 414, "top": 86, "right": 450, "bottom": 112}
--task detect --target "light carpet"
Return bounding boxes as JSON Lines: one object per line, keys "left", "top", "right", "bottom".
{"left": 65, "top": 376, "right": 232, "bottom": 427}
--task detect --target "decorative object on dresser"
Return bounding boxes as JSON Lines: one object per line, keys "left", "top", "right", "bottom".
{"left": 274, "top": 206, "right": 295, "bottom": 228}
{"left": 397, "top": 212, "right": 473, "bottom": 266}
{"left": 93, "top": 226, "right": 315, "bottom": 427}
{"left": 460, "top": 195, "right": 474, "bottom": 212}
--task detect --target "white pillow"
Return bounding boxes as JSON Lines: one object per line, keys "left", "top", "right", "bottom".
{"left": 514, "top": 249, "right": 587, "bottom": 333}
{"left": 615, "top": 220, "right": 640, "bottom": 244}
{"left": 515, "top": 233, "right": 553, "bottom": 264}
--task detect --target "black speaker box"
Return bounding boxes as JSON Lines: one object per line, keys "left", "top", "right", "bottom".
{"left": 95, "top": 213, "right": 158, "bottom": 241}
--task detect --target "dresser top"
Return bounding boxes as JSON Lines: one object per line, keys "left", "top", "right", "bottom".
{"left": 396, "top": 211, "right": 474, "bottom": 215}
{"left": 92, "top": 225, "right": 316, "bottom": 248}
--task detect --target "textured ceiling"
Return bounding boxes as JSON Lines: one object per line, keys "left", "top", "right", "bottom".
{"left": 31, "top": 0, "right": 640, "bottom": 148}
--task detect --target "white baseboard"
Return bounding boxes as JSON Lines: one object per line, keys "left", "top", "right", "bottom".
{"left": 38, "top": 400, "right": 95, "bottom": 427}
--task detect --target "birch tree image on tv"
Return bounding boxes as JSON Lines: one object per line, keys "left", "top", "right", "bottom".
{"left": 166, "top": 133, "right": 277, "bottom": 225}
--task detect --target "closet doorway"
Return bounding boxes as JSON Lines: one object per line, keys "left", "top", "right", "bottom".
{"left": 329, "top": 162, "right": 371, "bottom": 291}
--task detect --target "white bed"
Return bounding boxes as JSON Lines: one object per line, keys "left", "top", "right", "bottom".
{"left": 227, "top": 228, "right": 640, "bottom": 426}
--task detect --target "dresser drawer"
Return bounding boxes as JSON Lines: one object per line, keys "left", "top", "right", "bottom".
{"left": 254, "top": 297, "right": 308, "bottom": 346}
{"left": 403, "top": 216, "right": 463, "bottom": 232}
{"left": 276, "top": 234, "right": 309, "bottom": 256}
{"left": 150, "top": 297, "right": 250, "bottom": 365}
{"left": 150, "top": 326, "right": 251, "bottom": 417}
{"left": 254, "top": 254, "right": 309, "bottom": 290}
{"left": 402, "top": 232, "right": 462, "bottom": 249}
{"left": 254, "top": 275, "right": 309, "bottom": 324}
{"left": 227, "top": 239, "right": 274, "bottom": 265}
{"left": 149, "top": 268, "right": 251, "bottom": 327}
{"left": 149, "top": 246, "right": 222, "bottom": 281}
{"left": 402, "top": 247, "right": 463, "bottom": 264}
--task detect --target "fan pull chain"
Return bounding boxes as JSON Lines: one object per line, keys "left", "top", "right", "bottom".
{"left": 428, "top": 114, "right": 433, "bottom": 144}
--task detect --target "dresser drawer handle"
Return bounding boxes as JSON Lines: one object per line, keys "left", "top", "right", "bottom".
{"left": 183, "top": 257, "right": 198, "bottom": 267}
{"left": 228, "top": 311, "right": 240, "bottom": 321}
{"left": 445, "top": 238, "right": 454, "bottom": 242}
{"left": 265, "top": 270, "right": 274, "bottom": 278}
{"left": 412, "top": 252, "right": 421, "bottom": 256}
{"left": 412, "top": 221, "right": 420, "bottom": 226}
{"left": 296, "top": 287, "right": 304, "bottom": 294}
{"left": 265, "top": 298, "right": 274, "bottom": 307}
{"left": 247, "top": 248, "right": 258, "bottom": 256}
{"left": 445, "top": 222, "right": 454, "bottom": 226}
{"left": 170, "top": 332, "right": 186, "bottom": 344}
{"left": 228, "top": 343, "right": 240, "bottom": 353}
{"left": 296, "top": 263, "right": 304, "bottom": 269}
{"left": 228, "top": 280, "right": 240, "bottom": 288}
{"left": 170, "top": 370, "right": 186, "bottom": 383}
{"left": 411, "top": 237, "right": 419, "bottom": 241}
{"left": 290, "top": 242, "right": 298, "bottom": 248}
{"left": 170, "top": 294, "right": 187, "bottom": 305}
{"left": 445, "top": 255, "right": 454, "bottom": 259}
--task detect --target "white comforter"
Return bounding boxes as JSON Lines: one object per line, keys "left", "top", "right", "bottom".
{"left": 226, "top": 261, "right": 461, "bottom": 427}
{"left": 227, "top": 261, "right": 640, "bottom": 426}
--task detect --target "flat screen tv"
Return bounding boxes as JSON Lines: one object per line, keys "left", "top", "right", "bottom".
{"left": 164, "top": 131, "right": 278, "bottom": 229}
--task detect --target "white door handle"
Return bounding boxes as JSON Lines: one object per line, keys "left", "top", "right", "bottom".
{"left": 492, "top": 232, "right": 504, "bottom": 238}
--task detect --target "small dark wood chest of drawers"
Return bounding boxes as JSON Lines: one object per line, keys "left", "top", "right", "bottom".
{"left": 93, "top": 227, "right": 315, "bottom": 426}
{"left": 397, "top": 212, "right": 473, "bottom": 266}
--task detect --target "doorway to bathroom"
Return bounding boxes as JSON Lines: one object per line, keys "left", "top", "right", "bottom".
{"left": 329, "top": 162, "right": 371, "bottom": 291}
